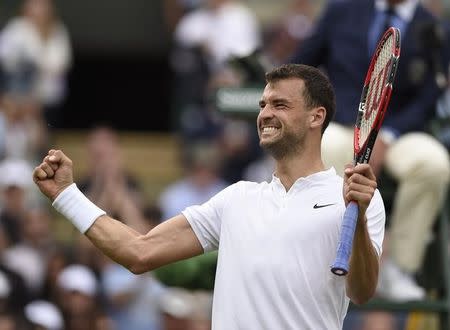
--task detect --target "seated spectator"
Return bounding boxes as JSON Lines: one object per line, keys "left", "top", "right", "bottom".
{"left": 0, "top": 244, "right": 30, "bottom": 313}
{"left": 100, "top": 262, "right": 166, "bottom": 330}
{"left": 0, "top": 91, "right": 48, "bottom": 163}
{"left": 290, "top": 0, "right": 450, "bottom": 302}
{"left": 158, "top": 287, "right": 212, "bottom": 330}
{"left": 24, "top": 300, "right": 64, "bottom": 330}
{"left": 2, "top": 243, "right": 45, "bottom": 298}
{"left": 56, "top": 264, "right": 101, "bottom": 330}
{"left": 0, "top": 158, "right": 34, "bottom": 245}
{"left": 78, "top": 126, "right": 146, "bottom": 232}
{"left": 156, "top": 141, "right": 225, "bottom": 328}
{"left": 170, "top": 0, "right": 261, "bottom": 140}
{"left": 39, "top": 245, "right": 70, "bottom": 304}
{"left": 0, "top": 0, "right": 72, "bottom": 127}
{"left": 243, "top": 152, "right": 275, "bottom": 183}
{"left": 20, "top": 206, "right": 56, "bottom": 259}
{"left": 158, "top": 140, "right": 227, "bottom": 219}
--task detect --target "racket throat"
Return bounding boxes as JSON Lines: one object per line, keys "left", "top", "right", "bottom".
{"left": 356, "top": 132, "right": 378, "bottom": 164}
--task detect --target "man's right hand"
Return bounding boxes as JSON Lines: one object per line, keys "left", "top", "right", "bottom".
{"left": 33, "top": 149, "right": 74, "bottom": 201}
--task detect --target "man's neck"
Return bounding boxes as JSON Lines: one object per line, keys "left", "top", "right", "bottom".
{"left": 274, "top": 151, "right": 325, "bottom": 192}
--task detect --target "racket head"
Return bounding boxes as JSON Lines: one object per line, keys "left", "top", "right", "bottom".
{"left": 331, "top": 28, "right": 401, "bottom": 277}
{"left": 354, "top": 27, "right": 401, "bottom": 164}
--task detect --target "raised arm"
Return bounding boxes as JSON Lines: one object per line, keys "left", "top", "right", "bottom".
{"left": 343, "top": 164, "right": 380, "bottom": 305}
{"left": 85, "top": 213, "right": 202, "bottom": 274}
{"left": 33, "top": 149, "right": 203, "bottom": 274}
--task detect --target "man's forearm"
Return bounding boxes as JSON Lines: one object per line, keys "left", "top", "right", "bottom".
{"left": 346, "top": 216, "right": 379, "bottom": 305}
{"left": 86, "top": 215, "right": 149, "bottom": 273}
{"left": 85, "top": 214, "right": 204, "bottom": 275}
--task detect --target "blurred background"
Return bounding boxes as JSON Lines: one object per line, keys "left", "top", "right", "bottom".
{"left": 0, "top": 0, "right": 449, "bottom": 329}
{"left": 0, "top": 0, "right": 327, "bottom": 131}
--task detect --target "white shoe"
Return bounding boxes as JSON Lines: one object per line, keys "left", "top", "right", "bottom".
{"left": 376, "top": 259, "right": 426, "bottom": 302}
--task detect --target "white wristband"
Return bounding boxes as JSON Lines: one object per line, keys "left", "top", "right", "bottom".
{"left": 52, "top": 183, "right": 106, "bottom": 234}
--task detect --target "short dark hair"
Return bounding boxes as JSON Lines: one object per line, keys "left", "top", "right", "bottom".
{"left": 265, "top": 64, "right": 336, "bottom": 134}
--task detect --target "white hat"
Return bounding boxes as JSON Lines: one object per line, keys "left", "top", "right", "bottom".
{"left": 2, "top": 245, "right": 45, "bottom": 293}
{"left": 0, "top": 158, "right": 33, "bottom": 188}
{"left": 57, "top": 264, "right": 98, "bottom": 296}
{"left": 24, "top": 300, "right": 63, "bottom": 330}
{"left": 159, "top": 287, "right": 195, "bottom": 318}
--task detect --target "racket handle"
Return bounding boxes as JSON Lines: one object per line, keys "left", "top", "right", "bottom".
{"left": 331, "top": 201, "right": 359, "bottom": 276}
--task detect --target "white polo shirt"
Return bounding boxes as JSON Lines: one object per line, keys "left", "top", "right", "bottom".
{"left": 183, "top": 168, "right": 385, "bottom": 330}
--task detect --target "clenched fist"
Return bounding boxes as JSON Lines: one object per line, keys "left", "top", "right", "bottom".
{"left": 343, "top": 163, "right": 377, "bottom": 217}
{"left": 33, "top": 149, "right": 74, "bottom": 201}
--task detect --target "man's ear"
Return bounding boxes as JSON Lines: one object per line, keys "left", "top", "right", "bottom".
{"left": 310, "top": 107, "right": 326, "bottom": 130}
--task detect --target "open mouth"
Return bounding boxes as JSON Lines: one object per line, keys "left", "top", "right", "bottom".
{"left": 260, "top": 126, "right": 280, "bottom": 136}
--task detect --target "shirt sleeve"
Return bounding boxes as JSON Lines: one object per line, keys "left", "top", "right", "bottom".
{"left": 366, "top": 189, "right": 386, "bottom": 257}
{"left": 182, "top": 183, "right": 237, "bottom": 253}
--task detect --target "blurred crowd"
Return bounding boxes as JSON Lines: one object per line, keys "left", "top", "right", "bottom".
{"left": 0, "top": 0, "right": 449, "bottom": 329}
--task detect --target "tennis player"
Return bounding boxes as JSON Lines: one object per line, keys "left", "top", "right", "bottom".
{"left": 33, "top": 64, "right": 385, "bottom": 329}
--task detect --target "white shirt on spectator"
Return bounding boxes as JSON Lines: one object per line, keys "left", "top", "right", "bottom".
{"left": 174, "top": 1, "right": 261, "bottom": 66}
{"left": 0, "top": 17, "right": 72, "bottom": 106}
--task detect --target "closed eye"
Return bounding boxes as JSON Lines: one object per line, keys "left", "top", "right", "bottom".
{"left": 259, "top": 100, "right": 266, "bottom": 111}
{"left": 274, "top": 103, "right": 288, "bottom": 110}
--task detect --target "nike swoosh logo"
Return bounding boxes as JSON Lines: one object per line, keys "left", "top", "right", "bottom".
{"left": 313, "top": 203, "right": 336, "bottom": 209}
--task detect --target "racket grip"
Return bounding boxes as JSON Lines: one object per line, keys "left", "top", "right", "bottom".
{"left": 331, "top": 201, "right": 359, "bottom": 276}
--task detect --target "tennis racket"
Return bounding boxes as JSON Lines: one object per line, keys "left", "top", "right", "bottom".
{"left": 331, "top": 27, "right": 401, "bottom": 276}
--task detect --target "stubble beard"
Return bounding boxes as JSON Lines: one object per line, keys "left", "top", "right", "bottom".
{"left": 260, "top": 129, "right": 305, "bottom": 160}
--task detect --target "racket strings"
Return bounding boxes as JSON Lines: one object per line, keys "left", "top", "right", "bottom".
{"left": 359, "top": 34, "right": 394, "bottom": 148}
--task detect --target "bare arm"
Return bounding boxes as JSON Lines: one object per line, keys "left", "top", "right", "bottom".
{"left": 86, "top": 214, "right": 203, "bottom": 274}
{"left": 346, "top": 212, "right": 379, "bottom": 305}
{"left": 33, "top": 149, "right": 204, "bottom": 274}
{"left": 343, "top": 164, "right": 380, "bottom": 305}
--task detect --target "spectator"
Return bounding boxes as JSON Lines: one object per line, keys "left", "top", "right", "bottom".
{"left": 0, "top": 86, "right": 48, "bottom": 163}
{"left": 156, "top": 141, "right": 225, "bottom": 328}
{"left": 290, "top": 0, "right": 450, "bottom": 302}
{"left": 20, "top": 206, "right": 56, "bottom": 258}
{"left": 0, "top": 24, "right": 49, "bottom": 163}
{"left": 24, "top": 300, "right": 64, "bottom": 330}
{"left": 2, "top": 243, "right": 45, "bottom": 298}
{"left": 3, "top": 206, "right": 58, "bottom": 301}
{"left": 0, "top": 158, "right": 34, "bottom": 245}
{"left": 243, "top": 152, "right": 275, "bottom": 183}
{"left": 262, "top": 0, "right": 315, "bottom": 66}
{"left": 0, "top": 0, "right": 72, "bottom": 127}
{"left": 170, "top": 0, "right": 266, "bottom": 182}
{"left": 56, "top": 264, "right": 101, "bottom": 330}
{"left": 218, "top": 118, "right": 261, "bottom": 184}
{"left": 174, "top": 0, "right": 261, "bottom": 71}
{"left": 100, "top": 262, "right": 165, "bottom": 330}
{"left": 170, "top": 0, "right": 261, "bottom": 139}
{"left": 39, "top": 246, "right": 70, "bottom": 304}
{"left": 78, "top": 126, "right": 148, "bottom": 233}
{"left": 158, "top": 287, "right": 212, "bottom": 330}
{"left": 159, "top": 140, "right": 227, "bottom": 219}
{"left": 0, "top": 239, "right": 30, "bottom": 312}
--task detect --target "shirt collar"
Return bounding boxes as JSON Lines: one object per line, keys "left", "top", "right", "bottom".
{"left": 270, "top": 167, "right": 337, "bottom": 194}
{"left": 375, "top": 0, "right": 419, "bottom": 22}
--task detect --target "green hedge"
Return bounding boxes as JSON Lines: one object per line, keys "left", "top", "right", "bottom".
{"left": 154, "top": 252, "right": 218, "bottom": 290}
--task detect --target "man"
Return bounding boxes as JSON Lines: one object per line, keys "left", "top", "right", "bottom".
{"left": 33, "top": 64, "right": 385, "bottom": 329}
{"left": 290, "top": 0, "right": 450, "bottom": 301}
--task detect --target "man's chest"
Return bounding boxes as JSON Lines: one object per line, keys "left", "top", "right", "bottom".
{"left": 220, "top": 189, "right": 345, "bottom": 250}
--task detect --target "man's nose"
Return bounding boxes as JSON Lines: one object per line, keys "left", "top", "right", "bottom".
{"left": 259, "top": 105, "right": 274, "bottom": 118}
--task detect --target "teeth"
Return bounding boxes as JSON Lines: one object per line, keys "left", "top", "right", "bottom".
{"left": 262, "top": 126, "right": 279, "bottom": 133}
